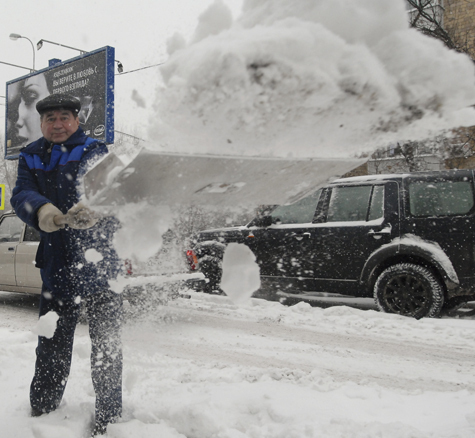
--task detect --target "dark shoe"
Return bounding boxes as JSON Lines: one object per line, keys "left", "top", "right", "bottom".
{"left": 91, "top": 423, "right": 107, "bottom": 436}
{"left": 30, "top": 407, "right": 46, "bottom": 417}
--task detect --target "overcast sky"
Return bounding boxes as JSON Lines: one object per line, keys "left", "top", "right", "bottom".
{"left": 0, "top": 0, "right": 243, "bottom": 138}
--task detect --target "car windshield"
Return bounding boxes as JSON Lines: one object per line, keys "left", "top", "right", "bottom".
{"left": 0, "top": 215, "right": 23, "bottom": 242}
{"left": 270, "top": 189, "right": 322, "bottom": 224}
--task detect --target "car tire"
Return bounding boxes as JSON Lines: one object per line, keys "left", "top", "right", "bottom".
{"left": 198, "top": 255, "right": 223, "bottom": 294}
{"left": 374, "top": 263, "right": 444, "bottom": 319}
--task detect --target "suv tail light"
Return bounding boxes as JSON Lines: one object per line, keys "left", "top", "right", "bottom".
{"left": 186, "top": 250, "right": 199, "bottom": 271}
{"left": 124, "top": 259, "right": 133, "bottom": 276}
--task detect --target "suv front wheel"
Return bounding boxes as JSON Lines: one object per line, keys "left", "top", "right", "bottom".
{"left": 374, "top": 263, "right": 444, "bottom": 319}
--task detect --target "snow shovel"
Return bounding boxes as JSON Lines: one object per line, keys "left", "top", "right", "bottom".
{"left": 82, "top": 147, "right": 365, "bottom": 209}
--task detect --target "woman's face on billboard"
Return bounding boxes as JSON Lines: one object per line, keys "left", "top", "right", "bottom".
{"left": 16, "top": 74, "right": 49, "bottom": 146}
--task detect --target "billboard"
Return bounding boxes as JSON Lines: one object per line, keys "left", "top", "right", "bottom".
{"left": 4, "top": 46, "right": 115, "bottom": 159}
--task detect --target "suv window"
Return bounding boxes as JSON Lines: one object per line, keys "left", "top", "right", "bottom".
{"left": 327, "top": 185, "right": 384, "bottom": 222}
{"left": 0, "top": 215, "right": 23, "bottom": 242}
{"left": 270, "top": 189, "right": 322, "bottom": 224}
{"left": 368, "top": 185, "right": 384, "bottom": 221}
{"left": 409, "top": 180, "right": 474, "bottom": 217}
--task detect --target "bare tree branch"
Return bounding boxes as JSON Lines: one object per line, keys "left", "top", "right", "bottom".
{"left": 407, "top": 0, "right": 472, "bottom": 55}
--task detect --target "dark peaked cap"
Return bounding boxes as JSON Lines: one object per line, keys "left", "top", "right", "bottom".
{"left": 36, "top": 93, "right": 81, "bottom": 114}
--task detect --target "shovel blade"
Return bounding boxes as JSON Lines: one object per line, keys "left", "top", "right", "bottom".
{"left": 83, "top": 152, "right": 125, "bottom": 200}
{"left": 83, "top": 148, "right": 365, "bottom": 209}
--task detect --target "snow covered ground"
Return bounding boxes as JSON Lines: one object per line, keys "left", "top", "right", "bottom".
{"left": 1, "top": 289, "right": 475, "bottom": 438}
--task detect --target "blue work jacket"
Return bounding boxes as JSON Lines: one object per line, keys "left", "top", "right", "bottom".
{"left": 10, "top": 127, "right": 121, "bottom": 300}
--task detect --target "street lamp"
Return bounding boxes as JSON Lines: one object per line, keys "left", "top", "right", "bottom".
{"left": 37, "top": 39, "right": 123, "bottom": 73}
{"left": 9, "top": 33, "right": 35, "bottom": 71}
{"left": 37, "top": 38, "right": 86, "bottom": 55}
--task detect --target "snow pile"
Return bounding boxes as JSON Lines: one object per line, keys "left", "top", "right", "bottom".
{"left": 149, "top": 0, "right": 475, "bottom": 158}
{"left": 220, "top": 242, "right": 260, "bottom": 304}
{"left": 33, "top": 311, "right": 59, "bottom": 339}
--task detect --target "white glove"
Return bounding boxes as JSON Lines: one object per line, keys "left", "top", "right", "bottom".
{"left": 65, "top": 202, "right": 99, "bottom": 230}
{"left": 37, "top": 203, "right": 66, "bottom": 233}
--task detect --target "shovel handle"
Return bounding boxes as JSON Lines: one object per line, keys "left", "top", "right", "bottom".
{"left": 53, "top": 214, "right": 70, "bottom": 226}
{"left": 53, "top": 211, "right": 101, "bottom": 227}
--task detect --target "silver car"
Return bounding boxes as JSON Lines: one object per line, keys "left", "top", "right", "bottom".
{"left": 0, "top": 212, "right": 198, "bottom": 304}
{"left": 0, "top": 211, "right": 41, "bottom": 294}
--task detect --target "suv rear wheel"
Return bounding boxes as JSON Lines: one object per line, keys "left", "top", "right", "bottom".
{"left": 374, "top": 263, "right": 444, "bottom": 319}
{"left": 198, "top": 255, "right": 223, "bottom": 294}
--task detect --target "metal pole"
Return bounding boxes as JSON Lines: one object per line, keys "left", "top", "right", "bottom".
{"left": 0, "top": 60, "right": 34, "bottom": 72}
{"left": 9, "top": 34, "right": 35, "bottom": 71}
{"left": 22, "top": 36, "right": 35, "bottom": 71}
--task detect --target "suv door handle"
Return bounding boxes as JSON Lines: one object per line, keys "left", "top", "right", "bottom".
{"left": 290, "top": 232, "right": 311, "bottom": 241}
{"left": 368, "top": 226, "right": 392, "bottom": 239}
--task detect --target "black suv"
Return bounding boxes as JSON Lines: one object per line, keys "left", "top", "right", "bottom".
{"left": 189, "top": 170, "right": 475, "bottom": 318}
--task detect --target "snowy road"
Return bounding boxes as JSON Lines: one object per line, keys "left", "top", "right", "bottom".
{"left": 132, "top": 304, "right": 475, "bottom": 394}
{"left": 2, "top": 290, "right": 475, "bottom": 437}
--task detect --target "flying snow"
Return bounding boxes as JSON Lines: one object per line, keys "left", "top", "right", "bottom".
{"left": 101, "top": 0, "right": 475, "bottom": 277}
{"left": 149, "top": 0, "right": 475, "bottom": 158}
{"left": 84, "top": 248, "right": 103, "bottom": 263}
{"left": 112, "top": 202, "right": 173, "bottom": 263}
{"left": 220, "top": 242, "right": 261, "bottom": 304}
{"left": 33, "top": 311, "right": 59, "bottom": 339}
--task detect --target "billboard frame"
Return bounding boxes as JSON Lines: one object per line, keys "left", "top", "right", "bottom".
{"left": 4, "top": 46, "right": 115, "bottom": 160}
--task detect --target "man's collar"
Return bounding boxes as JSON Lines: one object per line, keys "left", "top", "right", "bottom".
{"left": 21, "top": 127, "right": 88, "bottom": 155}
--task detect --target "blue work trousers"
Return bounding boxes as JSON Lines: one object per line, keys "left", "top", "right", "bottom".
{"left": 30, "top": 287, "right": 123, "bottom": 426}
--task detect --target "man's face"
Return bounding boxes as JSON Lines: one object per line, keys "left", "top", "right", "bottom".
{"left": 40, "top": 109, "right": 79, "bottom": 144}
